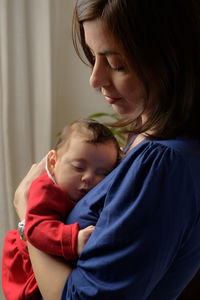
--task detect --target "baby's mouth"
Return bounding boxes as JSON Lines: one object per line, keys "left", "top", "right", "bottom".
{"left": 78, "top": 188, "right": 88, "bottom": 196}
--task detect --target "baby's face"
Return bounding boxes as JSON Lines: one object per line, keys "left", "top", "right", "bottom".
{"left": 49, "top": 133, "right": 117, "bottom": 202}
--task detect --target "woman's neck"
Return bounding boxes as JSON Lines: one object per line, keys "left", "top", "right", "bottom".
{"left": 128, "top": 134, "right": 146, "bottom": 152}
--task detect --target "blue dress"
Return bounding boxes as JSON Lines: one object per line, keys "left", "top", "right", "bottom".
{"left": 60, "top": 136, "right": 200, "bottom": 299}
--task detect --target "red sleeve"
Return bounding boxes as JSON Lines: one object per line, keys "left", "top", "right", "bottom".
{"left": 25, "top": 172, "right": 79, "bottom": 260}
{"left": 2, "top": 229, "right": 40, "bottom": 300}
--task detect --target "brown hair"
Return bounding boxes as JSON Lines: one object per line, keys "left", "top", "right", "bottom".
{"left": 72, "top": 0, "right": 200, "bottom": 141}
{"left": 55, "top": 118, "right": 121, "bottom": 163}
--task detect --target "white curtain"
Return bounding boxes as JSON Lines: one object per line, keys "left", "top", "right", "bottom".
{"left": 0, "top": 1, "right": 111, "bottom": 298}
{"left": 0, "top": 1, "right": 52, "bottom": 297}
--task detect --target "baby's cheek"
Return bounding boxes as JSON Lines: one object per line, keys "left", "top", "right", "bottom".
{"left": 95, "top": 176, "right": 104, "bottom": 186}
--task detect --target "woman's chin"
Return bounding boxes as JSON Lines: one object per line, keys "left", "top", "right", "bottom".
{"left": 112, "top": 103, "right": 145, "bottom": 120}
{"left": 112, "top": 106, "right": 133, "bottom": 118}
{"left": 111, "top": 105, "right": 128, "bottom": 116}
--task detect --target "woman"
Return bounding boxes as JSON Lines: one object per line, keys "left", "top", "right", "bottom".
{"left": 13, "top": 0, "right": 200, "bottom": 299}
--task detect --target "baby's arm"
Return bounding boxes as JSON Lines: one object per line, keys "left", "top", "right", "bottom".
{"left": 25, "top": 172, "right": 80, "bottom": 260}
{"left": 77, "top": 225, "right": 95, "bottom": 256}
{"left": 2, "top": 225, "right": 94, "bottom": 300}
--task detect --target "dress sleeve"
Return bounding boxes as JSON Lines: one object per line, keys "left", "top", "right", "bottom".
{"left": 61, "top": 143, "right": 196, "bottom": 299}
{"left": 25, "top": 172, "right": 79, "bottom": 261}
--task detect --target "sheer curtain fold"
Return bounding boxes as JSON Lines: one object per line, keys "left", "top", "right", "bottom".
{"left": 0, "top": 1, "right": 53, "bottom": 298}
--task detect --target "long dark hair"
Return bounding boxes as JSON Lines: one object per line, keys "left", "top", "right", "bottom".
{"left": 72, "top": 0, "right": 200, "bottom": 141}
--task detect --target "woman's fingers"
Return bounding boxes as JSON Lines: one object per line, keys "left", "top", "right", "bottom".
{"left": 14, "top": 156, "right": 46, "bottom": 220}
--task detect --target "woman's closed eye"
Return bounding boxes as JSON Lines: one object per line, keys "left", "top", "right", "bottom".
{"left": 107, "top": 56, "right": 125, "bottom": 72}
{"left": 108, "top": 65, "right": 124, "bottom": 72}
{"left": 90, "top": 50, "right": 125, "bottom": 72}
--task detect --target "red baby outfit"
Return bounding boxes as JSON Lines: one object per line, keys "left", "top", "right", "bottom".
{"left": 2, "top": 172, "right": 79, "bottom": 300}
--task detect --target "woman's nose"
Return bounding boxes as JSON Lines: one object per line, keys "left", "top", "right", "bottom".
{"left": 89, "top": 58, "right": 110, "bottom": 89}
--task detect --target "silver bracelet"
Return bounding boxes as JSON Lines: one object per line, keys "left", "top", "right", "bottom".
{"left": 18, "top": 219, "right": 26, "bottom": 241}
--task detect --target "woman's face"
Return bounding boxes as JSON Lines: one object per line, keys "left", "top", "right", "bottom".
{"left": 83, "top": 19, "right": 147, "bottom": 118}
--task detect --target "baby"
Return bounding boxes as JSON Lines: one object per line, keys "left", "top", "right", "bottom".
{"left": 2, "top": 119, "right": 120, "bottom": 300}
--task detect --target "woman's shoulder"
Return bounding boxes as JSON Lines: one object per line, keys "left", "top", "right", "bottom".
{"left": 151, "top": 135, "right": 200, "bottom": 155}
{"left": 110, "top": 136, "right": 200, "bottom": 217}
{"left": 121, "top": 135, "right": 200, "bottom": 179}
{"left": 126, "top": 135, "right": 199, "bottom": 159}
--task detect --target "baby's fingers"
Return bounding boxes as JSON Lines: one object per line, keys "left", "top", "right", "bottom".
{"left": 84, "top": 225, "right": 95, "bottom": 237}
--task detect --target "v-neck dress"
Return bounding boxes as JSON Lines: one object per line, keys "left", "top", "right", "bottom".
{"left": 61, "top": 136, "right": 200, "bottom": 300}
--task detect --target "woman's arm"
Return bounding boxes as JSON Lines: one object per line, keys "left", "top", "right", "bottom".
{"left": 14, "top": 157, "right": 95, "bottom": 299}
{"left": 14, "top": 159, "right": 73, "bottom": 299}
{"left": 27, "top": 242, "right": 73, "bottom": 300}
{"left": 27, "top": 225, "right": 95, "bottom": 299}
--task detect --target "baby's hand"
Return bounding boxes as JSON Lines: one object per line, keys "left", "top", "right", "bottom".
{"left": 77, "top": 225, "right": 95, "bottom": 256}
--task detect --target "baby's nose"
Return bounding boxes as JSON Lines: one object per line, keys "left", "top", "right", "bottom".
{"left": 81, "top": 172, "right": 94, "bottom": 186}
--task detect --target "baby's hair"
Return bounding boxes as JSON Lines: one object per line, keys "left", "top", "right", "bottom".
{"left": 55, "top": 119, "right": 121, "bottom": 163}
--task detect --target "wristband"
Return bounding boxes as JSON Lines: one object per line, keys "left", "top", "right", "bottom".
{"left": 18, "top": 219, "right": 26, "bottom": 241}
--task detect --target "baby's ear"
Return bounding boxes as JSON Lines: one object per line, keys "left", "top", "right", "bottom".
{"left": 47, "top": 150, "right": 57, "bottom": 174}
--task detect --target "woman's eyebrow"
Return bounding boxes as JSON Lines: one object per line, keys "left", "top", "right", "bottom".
{"left": 98, "top": 50, "right": 119, "bottom": 56}
{"left": 88, "top": 46, "right": 119, "bottom": 56}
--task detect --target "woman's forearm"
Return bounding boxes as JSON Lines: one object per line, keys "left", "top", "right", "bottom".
{"left": 27, "top": 242, "right": 73, "bottom": 300}
{"left": 14, "top": 158, "right": 74, "bottom": 299}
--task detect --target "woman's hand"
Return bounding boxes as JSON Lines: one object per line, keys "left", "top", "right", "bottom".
{"left": 14, "top": 157, "right": 46, "bottom": 221}
{"left": 77, "top": 225, "right": 95, "bottom": 256}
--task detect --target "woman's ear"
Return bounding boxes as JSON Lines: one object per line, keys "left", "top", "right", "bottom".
{"left": 47, "top": 150, "right": 57, "bottom": 176}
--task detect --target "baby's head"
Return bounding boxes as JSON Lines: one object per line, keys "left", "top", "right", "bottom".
{"left": 47, "top": 119, "right": 120, "bottom": 203}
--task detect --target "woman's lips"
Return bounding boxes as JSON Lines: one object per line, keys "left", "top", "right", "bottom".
{"left": 105, "top": 96, "right": 121, "bottom": 104}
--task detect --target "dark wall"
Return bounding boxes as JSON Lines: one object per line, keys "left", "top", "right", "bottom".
{"left": 178, "top": 269, "right": 200, "bottom": 299}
